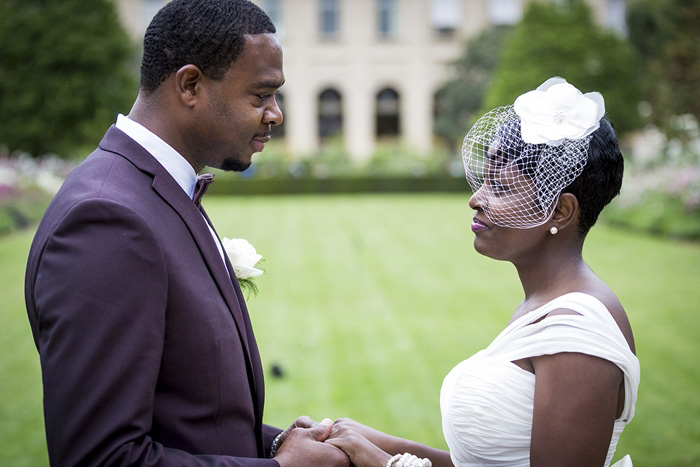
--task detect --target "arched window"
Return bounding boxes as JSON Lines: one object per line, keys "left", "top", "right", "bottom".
{"left": 318, "top": 88, "right": 343, "bottom": 139}
{"left": 376, "top": 88, "right": 400, "bottom": 137}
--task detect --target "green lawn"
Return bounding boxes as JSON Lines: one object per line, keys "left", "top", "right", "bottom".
{"left": 2, "top": 194, "right": 699, "bottom": 466}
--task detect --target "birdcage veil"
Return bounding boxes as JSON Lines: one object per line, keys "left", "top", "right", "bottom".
{"left": 462, "top": 77, "right": 606, "bottom": 229}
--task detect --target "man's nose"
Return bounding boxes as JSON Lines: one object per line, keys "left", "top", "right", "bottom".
{"left": 265, "top": 97, "right": 283, "bottom": 126}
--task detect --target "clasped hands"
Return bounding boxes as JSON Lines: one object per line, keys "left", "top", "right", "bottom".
{"left": 273, "top": 416, "right": 391, "bottom": 467}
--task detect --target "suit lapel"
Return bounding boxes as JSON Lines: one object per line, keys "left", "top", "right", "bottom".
{"left": 199, "top": 207, "right": 259, "bottom": 396}
{"left": 99, "top": 126, "right": 255, "bottom": 373}
{"left": 151, "top": 165, "right": 253, "bottom": 356}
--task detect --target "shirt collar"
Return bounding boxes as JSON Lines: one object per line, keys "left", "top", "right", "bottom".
{"left": 115, "top": 114, "right": 198, "bottom": 199}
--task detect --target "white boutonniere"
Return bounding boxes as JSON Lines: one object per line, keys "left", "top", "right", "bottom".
{"left": 514, "top": 76, "right": 605, "bottom": 146}
{"left": 222, "top": 237, "right": 264, "bottom": 297}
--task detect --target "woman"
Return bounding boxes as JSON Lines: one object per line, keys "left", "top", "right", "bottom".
{"left": 325, "top": 77, "right": 640, "bottom": 467}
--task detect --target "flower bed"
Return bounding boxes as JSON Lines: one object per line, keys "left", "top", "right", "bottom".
{"left": 0, "top": 153, "right": 74, "bottom": 235}
{"left": 604, "top": 163, "right": 700, "bottom": 240}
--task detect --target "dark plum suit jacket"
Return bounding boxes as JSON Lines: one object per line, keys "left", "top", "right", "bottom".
{"left": 25, "top": 127, "right": 281, "bottom": 466}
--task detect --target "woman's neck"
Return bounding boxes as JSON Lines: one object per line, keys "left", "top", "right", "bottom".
{"left": 514, "top": 248, "right": 589, "bottom": 312}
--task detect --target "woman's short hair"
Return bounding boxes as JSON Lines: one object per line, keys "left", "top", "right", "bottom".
{"left": 563, "top": 117, "right": 624, "bottom": 237}
{"left": 140, "top": 0, "right": 276, "bottom": 94}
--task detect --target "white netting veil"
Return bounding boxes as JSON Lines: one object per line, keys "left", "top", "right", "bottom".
{"left": 462, "top": 77, "right": 604, "bottom": 229}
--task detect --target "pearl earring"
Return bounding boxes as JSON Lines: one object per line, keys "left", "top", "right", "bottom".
{"left": 550, "top": 226, "right": 558, "bottom": 235}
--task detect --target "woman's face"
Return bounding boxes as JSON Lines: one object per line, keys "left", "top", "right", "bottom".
{"left": 467, "top": 148, "right": 549, "bottom": 262}
{"left": 469, "top": 143, "right": 550, "bottom": 224}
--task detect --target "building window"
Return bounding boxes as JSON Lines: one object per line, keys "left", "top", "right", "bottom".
{"left": 376, "top": 88, "right": 400, "bottom": 137}
{"left": 263, "top": 0, "right": 284, "bottom": 38}
{"left": 377, "top": 0, "right": 397, "bottom": 38}
{"left": 606, "top": 0, "right": 627, "bottom": 36}
{"left": 430, "top": 0, "right": 461, "bottom": 37}
{"left": 319, "top": 0, "right": 340, "bottom": 38}
{"left": 487, "top": 0, "right": 522, "bottom": 26}
{"left": 318, "top": 89, "right": 343, "bottom": 139}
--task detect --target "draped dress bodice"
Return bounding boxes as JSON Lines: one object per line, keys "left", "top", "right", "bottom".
{"left": 440, "top": 293, "right": 640, "bottom": 466}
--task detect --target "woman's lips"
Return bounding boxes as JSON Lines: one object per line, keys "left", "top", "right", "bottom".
{"left": 471, "top": 216, "right": 489, "bottom": 232}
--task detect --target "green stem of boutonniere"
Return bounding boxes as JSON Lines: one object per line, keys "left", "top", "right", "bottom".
{"left": 235, "top": 259, "right": 264, "bottom": 299}
{"left": 237, "top": 278, "right": 259, "bottom": 299}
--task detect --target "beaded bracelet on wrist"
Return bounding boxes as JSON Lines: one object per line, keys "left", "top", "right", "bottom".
{"left": 269, "top": 433, "right": 283, "bottom": 458}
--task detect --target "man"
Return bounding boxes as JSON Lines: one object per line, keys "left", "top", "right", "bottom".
{"left": 24, "top": 1, "right": 348, "bottom": 465}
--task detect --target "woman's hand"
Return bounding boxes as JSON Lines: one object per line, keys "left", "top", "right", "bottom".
{"left": 330, "top": 417, "right": 393, "bottom": 448}
{"left": 326, "top": 429, "right": 392, "bottom": 467}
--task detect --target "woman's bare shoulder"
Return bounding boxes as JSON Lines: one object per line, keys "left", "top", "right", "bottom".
{"left": 581, "top": 283, "right": 636, "bottom": 354}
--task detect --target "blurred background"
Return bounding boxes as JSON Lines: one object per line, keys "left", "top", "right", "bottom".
{"left": 1, "top": 0, "right": 699, "bottom": 465}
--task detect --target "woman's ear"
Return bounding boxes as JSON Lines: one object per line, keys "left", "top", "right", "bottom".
{"left": 174, "top": 64, "right": 205, "bottom": 108}
{"left": 551, "top": 193, "right": 579, "bottom": 232}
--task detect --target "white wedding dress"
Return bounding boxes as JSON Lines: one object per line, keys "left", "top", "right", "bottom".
{"left": 440, "top": 293, "right": 640, "bottom": 467}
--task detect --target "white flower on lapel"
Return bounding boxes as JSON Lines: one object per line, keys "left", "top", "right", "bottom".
{"left": 221, "top": 237, "right": 263, "bottom": 280}
{"left": 514, "top": 76, "right": 605, "bottom": 146}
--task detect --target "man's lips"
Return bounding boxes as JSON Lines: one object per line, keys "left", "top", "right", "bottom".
{"left": 251, "top": 134, "right": 271, "bottom": 152}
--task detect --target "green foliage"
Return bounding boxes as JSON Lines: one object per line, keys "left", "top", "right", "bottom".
{"left": 434, "top": 26, "right": 512, "bottom": 149}
{"left": 212, "top": 139, "right": 457, "bottom": 184}
{"left": 627, "top": 0, "right": 700, "bottom": 135}
{"left": 0, "top": 154, "right": 72, "bottom": 236}
{"left": 604, "top": 163, "right": 700, "bottom": 240}
{"left": 0, "top": 193, "right": 51, "bottom": 236}
{"left": 485, "top": 0, "right": 643, "bottom": 134}
{"left": 0, "top": 0, "right": 137, "bottom": 157}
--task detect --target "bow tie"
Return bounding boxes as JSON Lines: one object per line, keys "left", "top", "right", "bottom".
{"left": 193, "top": 173, "right": 215, "bottom": 207}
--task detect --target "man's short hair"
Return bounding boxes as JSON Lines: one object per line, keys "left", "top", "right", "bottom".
{"left": 140, "top": 0, "right": 276, "bottom": 93}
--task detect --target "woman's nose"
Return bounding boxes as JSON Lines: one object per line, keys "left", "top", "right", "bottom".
{"left": 469, "top": 186, "right": 485, "bottom": 210}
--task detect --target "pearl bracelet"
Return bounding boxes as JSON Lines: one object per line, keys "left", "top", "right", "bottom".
{"left": 386, "top": 452, "right": 432, "bottom": 467}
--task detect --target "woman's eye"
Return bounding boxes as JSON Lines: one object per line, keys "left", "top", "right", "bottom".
{"left": 492, "top": 181, "right": 508, "bottom": 194}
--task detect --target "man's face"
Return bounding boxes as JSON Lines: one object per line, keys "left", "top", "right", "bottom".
{"left": 190, "top": 33, "right": 284, "bottom": 172}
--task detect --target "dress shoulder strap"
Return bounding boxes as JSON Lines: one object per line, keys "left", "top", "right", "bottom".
{"left": 486, "top": 293, "right": 640, "bottom": 422}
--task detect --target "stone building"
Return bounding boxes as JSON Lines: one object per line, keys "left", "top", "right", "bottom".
{"left": 113, "top": 0, "right": 627, "bottom": 160}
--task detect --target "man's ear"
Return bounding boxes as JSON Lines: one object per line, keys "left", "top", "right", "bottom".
{"left": 551, "top": 193, "right": 579, "bottom": 232}
{"left": 174, "top": 64, "right": 206, "bottom": 108}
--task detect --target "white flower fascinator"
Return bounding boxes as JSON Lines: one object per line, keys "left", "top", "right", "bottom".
{"left": 462, "top": 77, "right": 606, "bottom": 228}
{"left": 514, "top": 77, "right": 605, "bottom": 146}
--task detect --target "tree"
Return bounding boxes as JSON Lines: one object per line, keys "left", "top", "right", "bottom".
{"left": 484, "top": 0, "right": 643, "bottom": 135}
{"left": 434, "top": 26, "right": 512, "bottom": 151}
{"left": 627, "top": 0, "right": 700, "bottom": 137}
{"left": 0, "top": 0, "right": 137, "bottom": 157}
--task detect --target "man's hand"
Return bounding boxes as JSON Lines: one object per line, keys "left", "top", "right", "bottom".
{"left": 273, "top": 418, "right": 350, "bottom": 467}
{"left": 274, "top": 415, "right": 318, "bottom": 451}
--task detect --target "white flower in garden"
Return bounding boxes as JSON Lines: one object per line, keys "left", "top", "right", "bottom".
{"left": 222, "top": 237, "right": 263, "bottom": 280}
{"left": 514, "top": 76, "right": 605, "bottom": 146}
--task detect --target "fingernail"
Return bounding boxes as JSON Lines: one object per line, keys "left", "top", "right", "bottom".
{"left": 319, "top": 418, "right": 333, "bottom": 426}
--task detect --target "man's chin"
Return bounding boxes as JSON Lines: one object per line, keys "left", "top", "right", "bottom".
{"left": 220, "top": 158, "right": 252, "bottom": 172}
